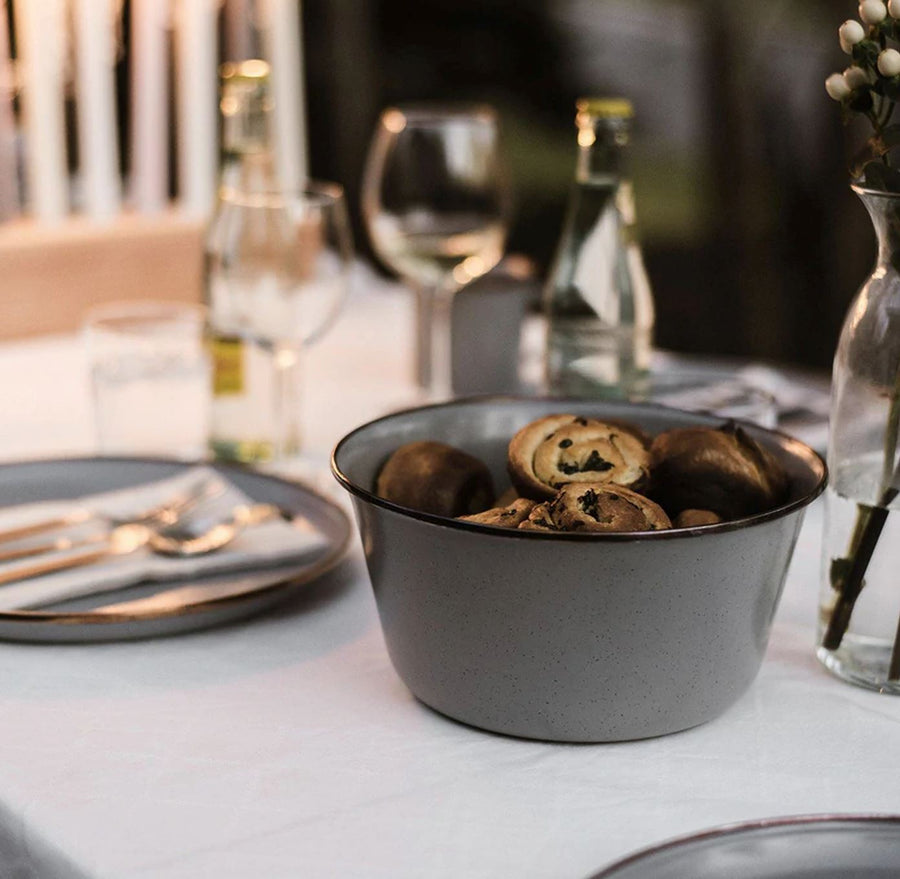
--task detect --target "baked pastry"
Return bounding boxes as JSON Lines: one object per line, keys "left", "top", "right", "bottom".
{"left": 493, "top": 486, "right": 520, "bottom": 507}
{"left": 458, "top": 497, "right": 537, "bottom": 528}
{"left": 649, "top": 422, "right": 789, "bottom": 520}
{"left": 547, "top": 483, "right": 671, "bottom": 533}
{"left": 674, "top": 509, "right": 722, "bottom": 528}
{"left": 507, "top": 414, "right": 650, "bottom": 501}
{"left": 517, "top": 483, "right": 670, "bottom": 533}
{"left": 517, "top": 502, "right": 558, "bottom": 532}
{"left": 375, "top": 440, "right": 494, "bottom": 518}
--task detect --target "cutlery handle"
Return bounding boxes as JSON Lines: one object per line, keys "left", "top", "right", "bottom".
{"left": 0, "top": 533, "right": 107, "bottom": 564}
{"left": 0, "top": 510, "right": 92, "bottom": 545}
{"left": 0, "top": 546, "right": 111, "bottom": 586}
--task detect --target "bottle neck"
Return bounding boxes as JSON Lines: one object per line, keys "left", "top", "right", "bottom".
{"left": 220, "top": 151, "right": 278, "bottom": 195}
{"left": 575, "top": 115, "right": 630, "bottom": 184}
{"left": 219, "top": 80, "right": 277, "bottom": 194}
{"left": 857, "top": 187, "right": 900, "bottom": 269}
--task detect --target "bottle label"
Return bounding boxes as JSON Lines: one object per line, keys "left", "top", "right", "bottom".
{"left": 211, "top": 337, "right": 244, "bottom": 395}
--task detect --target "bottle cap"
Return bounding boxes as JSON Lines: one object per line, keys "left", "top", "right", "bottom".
{"left": 575, "top": 98, "right": 634, "bottom": 119}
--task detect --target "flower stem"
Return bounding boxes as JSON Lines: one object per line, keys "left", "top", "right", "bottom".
{"left": 823, "top": 360, "right": 900, "bottom": 663}
{"left": 822, "top": 500, "right": 892, "bottom": 650}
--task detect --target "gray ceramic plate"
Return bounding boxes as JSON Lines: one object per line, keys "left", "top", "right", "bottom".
{"left": 590, "top": 815, "right": 900, "bottom": 878}
{"left": 0, "top": 457, "right": 351, "bottom": 642}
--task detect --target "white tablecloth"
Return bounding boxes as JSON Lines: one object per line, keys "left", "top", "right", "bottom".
{"left": 0, "top": 275, "right": 897, "bottom": 879}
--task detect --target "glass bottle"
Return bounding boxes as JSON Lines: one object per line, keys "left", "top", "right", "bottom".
{"left": 817, "top": 185, "right": 900, "bottom": 694}
{"left": 543, "top": 97, "right": 655, "bottom": 398}
{"left": 204, "top": 60, "right": 290, "bottom": 463}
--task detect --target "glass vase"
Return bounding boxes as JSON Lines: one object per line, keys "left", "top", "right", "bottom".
{"left": 817, "top": 185, "right": 900, "bottom": 693}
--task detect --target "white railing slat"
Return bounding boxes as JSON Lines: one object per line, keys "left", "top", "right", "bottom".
{"left": 13, "top": 0, "right": 68, "bottom": 223}
{"left": 74, "top": 0, "right": 121, "bottom": 221}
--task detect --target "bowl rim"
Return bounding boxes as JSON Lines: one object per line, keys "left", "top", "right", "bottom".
{"left": 330, "top": 394, "right": 828, "bottom": 542}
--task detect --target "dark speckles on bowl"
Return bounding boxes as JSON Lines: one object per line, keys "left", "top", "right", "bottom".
{"left": 331, "top": 397, "right": 826, "bottom": 743}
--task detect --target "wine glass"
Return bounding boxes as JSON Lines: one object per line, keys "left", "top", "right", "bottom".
{"left": 205, "top": 181, "right": 353, "bottom": 464}
{"left": 362, "top": 104, "right": 511, "bottom": 400}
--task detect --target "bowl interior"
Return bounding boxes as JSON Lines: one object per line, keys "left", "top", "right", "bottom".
{"left": 332, "top": 396, "right": 826, "bottom": 527}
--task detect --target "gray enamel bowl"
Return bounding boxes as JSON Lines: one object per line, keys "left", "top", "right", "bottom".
{"left": 331, "top": 397, "right": 826, "bottom": 743}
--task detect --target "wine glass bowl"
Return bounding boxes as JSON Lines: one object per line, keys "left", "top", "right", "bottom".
{"left": 207, "top": 181, "right": 351, "bottom": 346}
{"left": 205, "top": 181, "right": 353, "bottom": 462}
{"left": 362, "top": 103, "right": 511, "bottom": 398}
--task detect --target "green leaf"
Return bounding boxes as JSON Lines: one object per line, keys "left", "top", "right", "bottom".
{"left": 884, "top": 77, "right": 900, "bottom": 101}
{"left": 853, "top": 39, "right": 881, "bottom": 68}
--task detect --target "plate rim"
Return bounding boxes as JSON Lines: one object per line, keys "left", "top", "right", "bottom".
{"left": 0, "top": 454, "right": 353, "bottom": 627}
{"left": 590, "top": 813, "right": 900, "bottom": 878}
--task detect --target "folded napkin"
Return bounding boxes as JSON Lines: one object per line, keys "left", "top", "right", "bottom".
{"left": 737, "top": 364, "right": 831, "bottom": 417}
{"left": 0, "top": 466, "right": 328, "bottom": 611}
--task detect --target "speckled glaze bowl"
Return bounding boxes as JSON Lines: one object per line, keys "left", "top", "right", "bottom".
{"left": 331, "top": 397, "right": 826, "bottom": 743}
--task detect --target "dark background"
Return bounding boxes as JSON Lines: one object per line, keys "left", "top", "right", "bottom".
{"left": 2, "top": 0, "right": 876, "bottom": 370}
{"left": 301, "top": 0, "right": 873, "bottom": 373}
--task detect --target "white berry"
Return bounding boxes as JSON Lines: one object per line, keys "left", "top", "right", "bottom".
{"left": 860, "top": 0, "right": 888, "bottom": 24}
{"left": 879, "top": 47, "right": 900, "bottom": 75}
{"left": 844, "top": 66, "right": 871, "bottom": 88}
{"left": 826, "top": 73, "right": 853, "bottom": 100}
{"left": 839, "top": 19, "right": 867, "bottom": 53}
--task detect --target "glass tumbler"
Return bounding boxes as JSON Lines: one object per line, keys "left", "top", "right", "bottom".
{"left": 84, "top": 301, "right": 211, "bottom": 459}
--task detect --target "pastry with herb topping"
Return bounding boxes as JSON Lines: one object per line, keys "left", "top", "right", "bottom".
{"left": 517, "top": 502, "right": 559, "bottom": 532}
{"left": 507, "top": 414, "right": 650, "bottom": 501}
{"left": 540, "top": 483, "right": 671, "bottom": 533}
{"left": 458, "top": 497, "right": 537, "bottom": 528}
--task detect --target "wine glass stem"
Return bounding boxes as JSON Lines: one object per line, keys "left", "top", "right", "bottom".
{"left": 273, "top": 341, "right": 302, "bottom": 461}
{"left": 427, "top": 281, "right": 457, "bottom": 401}
{"left": 414, "top": 285, "right": 433, "bottom": 390}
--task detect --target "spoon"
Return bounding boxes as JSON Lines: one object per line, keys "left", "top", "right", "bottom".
{"left": 147, "top": 503, "right": 285, "bottom": 557}
{"left": 0, "top": 503, "right": 287, "bottom": 585}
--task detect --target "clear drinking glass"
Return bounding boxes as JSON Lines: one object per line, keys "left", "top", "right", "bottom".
{"left": 362, "top": 104, "right": 511, "bottom": 400}
{"left": 84, "top": 301, "right": 211, "bottom": 459}
{"left": 204, "top": 182, "right": 353, "bottom": 463}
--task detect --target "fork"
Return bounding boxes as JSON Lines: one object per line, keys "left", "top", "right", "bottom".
{"left": 0, "top": 476, "right": 223, "bottom": 547}
{"left": 0, "top": 523, "right": 152, "bottom": 586}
